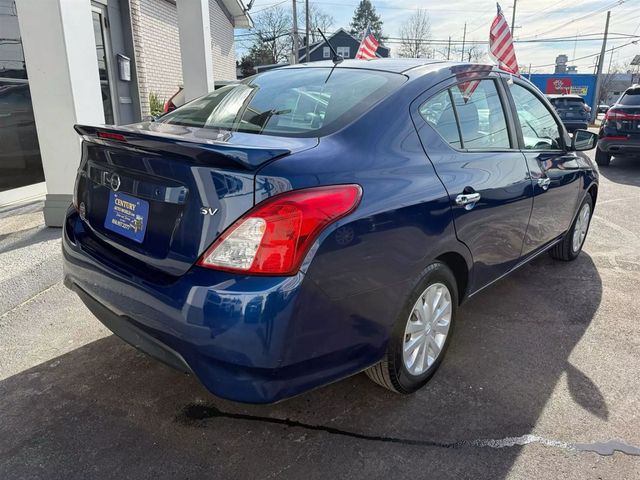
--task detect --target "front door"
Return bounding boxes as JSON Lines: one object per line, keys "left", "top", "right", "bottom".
{"left": 505, "top": 80, "right": 582, "bottom": 255}
{"left": 91, "top": 3, "right": 116, "bottom": 124}
{"left": 414, "top": 75, "right": 533, "bottom": 291}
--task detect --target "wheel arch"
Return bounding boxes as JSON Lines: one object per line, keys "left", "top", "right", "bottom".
{"left": 436, "top": 251, "right": 470, "bottom": 304}
{"left": 587, "top": 182, "right": 598, "bottom": 208}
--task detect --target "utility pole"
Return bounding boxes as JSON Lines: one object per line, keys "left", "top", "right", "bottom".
{"left": 292, "top": 0, "right": 299, "bottom": 64}
{"left": 460, "top": 23, "right": 466, "bottom": 62}
{"left": 305, "top": 0, "right": 310, "bottom": 63}
{"left": 592, "top": 10, "right": 610, "bottom": 122}
{"left": 511, "top": 0, "right": 517, "bottom": 33}
{"left": 447, "top": 36, "right": 451, "bottom": 60}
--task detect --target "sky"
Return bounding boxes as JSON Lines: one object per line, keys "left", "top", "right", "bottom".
{"left": 236, "top": 0, "right": 640, "bottom": 74}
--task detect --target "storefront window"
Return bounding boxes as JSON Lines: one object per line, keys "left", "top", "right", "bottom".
{"left": 0, "top": 0, "right": 44, "bottom": 193}
{"left": 92, "top": 8, "right": 115, "bottom": 124}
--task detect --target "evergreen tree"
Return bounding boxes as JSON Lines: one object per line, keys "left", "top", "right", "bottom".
{"left": 349, "top": 0, "right": 384, "bottom": 42}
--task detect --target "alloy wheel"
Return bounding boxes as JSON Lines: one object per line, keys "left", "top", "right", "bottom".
{"left": 572, "top": 203, "right": 591, "bottom": 253}
{"left": 402, "top": 283, "right": 452, "bottom": 376}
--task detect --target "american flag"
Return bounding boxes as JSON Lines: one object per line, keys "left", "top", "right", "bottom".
{"left": 355, "top": 26, "right": 379, "bottom": 60}
{"left": 489, "top": 3, "right": 519, "bottom": 75}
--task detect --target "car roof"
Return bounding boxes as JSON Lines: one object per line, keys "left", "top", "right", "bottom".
{"left": 280, "top": 58, "right": 501, "bottom": 76}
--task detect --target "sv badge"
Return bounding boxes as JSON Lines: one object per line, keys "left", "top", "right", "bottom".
{"left": 200, "top": 207, "right": 219, "bottom": 216}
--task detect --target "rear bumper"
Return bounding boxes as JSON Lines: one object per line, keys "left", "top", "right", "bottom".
{"left": 62, "top": 209, "right": 386, "bottom": 403}
{"left": 598, "top": 137, "right": 640, "bottom": 156}
{"left": 561, "top": 120, "right": 589, "bottom": 131}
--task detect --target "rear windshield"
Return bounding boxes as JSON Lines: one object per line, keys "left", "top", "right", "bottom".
{"left": 158, "top": 68, "right": 406, "bottom": 137}
{"left": 618, "top": 90, "right": 640, "bottom": 106}
{"left": 550, "top": 98, "right": 585, "bottom": 109}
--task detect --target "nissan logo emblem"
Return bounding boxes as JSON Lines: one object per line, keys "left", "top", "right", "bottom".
{"left": 110, "top": 173, "right": 121, "bottom": 192}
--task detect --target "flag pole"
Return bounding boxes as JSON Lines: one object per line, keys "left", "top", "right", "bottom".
{"left": 356, "top": 23, "right": 370, "bottom": 60}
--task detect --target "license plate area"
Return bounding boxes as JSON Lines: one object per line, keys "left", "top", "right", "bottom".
{"left": 104, "top": 191, "right": 149, "bottom": 243}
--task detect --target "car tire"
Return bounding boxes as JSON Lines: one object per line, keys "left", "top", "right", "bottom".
{"left": 549, "top": 195, "right": 594, "bottom": 262}
{"left": 365, "top": 262, "right": 458, "bottom": 394}
{"left": 595, "top": 147, "right": 611, "bottom": 166}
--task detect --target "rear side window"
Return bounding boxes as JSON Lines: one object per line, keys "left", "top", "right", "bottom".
{"left": 419, "top": 79, "right": 510, "bottom": 150}
{"left": 158, "top": 68, "right": 406, "bottom": 137}
{"left": 419, "top": 89, "right": 461, "bottom": 148}
{"left": 618, "top": 90, "right": 640, "bottom": 106}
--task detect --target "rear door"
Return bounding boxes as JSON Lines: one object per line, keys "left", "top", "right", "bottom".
{"left": 505, "top": 80, "right": 582, "bottom": 255}
{"left": 413, "top": 74, "right": 533, "bottom": 291}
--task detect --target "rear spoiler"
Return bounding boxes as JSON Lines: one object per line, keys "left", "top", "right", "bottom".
{"left": 74, "top": 124, "right": 292, "bottom": 170}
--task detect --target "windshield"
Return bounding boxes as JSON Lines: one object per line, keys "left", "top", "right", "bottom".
{"left": 618, "top": 90, "right": 640, "bottom": 106}
{"left": 158, "top": 68, "right": 406, "bottom": 137}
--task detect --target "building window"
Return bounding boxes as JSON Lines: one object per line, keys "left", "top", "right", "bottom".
{"left": 0, "top": 0, "right": 45, "bottom": 193}
{"left": 323, "top": 47, "right": 330, "bottom": 59}
{"left": 337, "top": 46, "right": 350, "bottom": 59}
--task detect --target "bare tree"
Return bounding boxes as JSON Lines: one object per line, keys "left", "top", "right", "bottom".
{"left": 398, "top": 9, "right": 431, "bottom": 58}
{"left": 303, "top": 3, "right": 335, "bottom": 44}
{"left": 599, "top": 61, "right": 633, "bottom": 105}
{"left": 466, "top": 45, "right": 487, "bottom": 63}
{"left": 245, "top": 5, "right": 292, "bottom": 65}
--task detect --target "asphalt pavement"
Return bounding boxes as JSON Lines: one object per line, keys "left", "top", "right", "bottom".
{"left": 1, "top": 150, "right": 639, "bottom": 479}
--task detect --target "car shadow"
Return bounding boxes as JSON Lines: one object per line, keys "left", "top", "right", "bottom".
{"left": 0, "top": 225, "right": 61, "bottom": 255}
{"left": 0, "top": 253, "right": 603, "bottom": 479}
{"left": 599, "top": 156, "right": 640, "bottom": 187}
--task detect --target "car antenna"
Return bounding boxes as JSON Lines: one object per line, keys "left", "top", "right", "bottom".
{"left": 317, "top": 28, "right": 343, "bottom": 83}
{"left": 317, "top": 28, "right": 343, "bottom": 66}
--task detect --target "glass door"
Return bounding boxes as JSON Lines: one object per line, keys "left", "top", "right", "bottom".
{"left": 92, "top": 3, "right": 116, "bottom": 124}
{"left": 0, "top": 0, "right": 45, "bottom": 194}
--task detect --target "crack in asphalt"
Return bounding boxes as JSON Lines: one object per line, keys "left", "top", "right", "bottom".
{"left": 177, "top": 404, "right": 640, "bottom": 457}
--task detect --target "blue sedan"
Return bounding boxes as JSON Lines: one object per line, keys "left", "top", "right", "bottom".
{"left": 63, "top": 59, "right": 599, "bottom": 403}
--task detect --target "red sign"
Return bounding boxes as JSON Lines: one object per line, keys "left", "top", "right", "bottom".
{"left": 546, "top": 78, "right": 572, "bottom": 94}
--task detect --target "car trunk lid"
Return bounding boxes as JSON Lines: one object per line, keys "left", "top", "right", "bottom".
{"left": 605, "top": 105, "right": 640, "bottom": 135}
{"left": 73, "top": 123, "right": 317, "bottom": 278}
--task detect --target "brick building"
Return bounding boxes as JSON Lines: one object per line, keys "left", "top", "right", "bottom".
{"left": 1, "top": 0, "right": 250, "bottom": 220}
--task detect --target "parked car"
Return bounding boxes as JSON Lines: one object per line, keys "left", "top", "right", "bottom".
{"left": 163, "top": 80, "right": 237, "bottom": 113}
{"left": 595, "top": 84, "right": 640, "bottom": 166}
{"left": 546, "top": 94, "right": 591, "bottom": 132}
{"left": 597, "top": 104, "right": 610, "bottom": 114}
{"left": 64, "top": 60, "right": 599, "bottom": 404}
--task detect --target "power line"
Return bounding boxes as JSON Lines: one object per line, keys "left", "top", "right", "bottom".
{"left": 520, "top": 0, "right": 625, "bottom": 39}
{"left": 530, "top": 39, "right": 638, "bottom": 68}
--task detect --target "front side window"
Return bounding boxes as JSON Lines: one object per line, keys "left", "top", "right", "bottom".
{"left": 419, "top": 79, "right": 510, "bottom": 150}
{"left": 159, "top": 68, "right": 406, "bottom": 137}
{"left": 510, "top": 83, "right": 562, "bottom": 150}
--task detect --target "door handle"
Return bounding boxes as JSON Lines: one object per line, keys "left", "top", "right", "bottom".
{"left": 455, "top": 192, "right": 481, "bottom": 210}
{"left": 537, "top": 177, "right": 551, "bottom": 190}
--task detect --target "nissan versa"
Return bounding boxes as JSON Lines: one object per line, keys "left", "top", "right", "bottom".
{"left": 63, "top": 59, "right": 599, "bottom": 404}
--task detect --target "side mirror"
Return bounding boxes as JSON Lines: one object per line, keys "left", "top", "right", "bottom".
{"left": 571, "top": 129, "right": 597, "bottom": 151}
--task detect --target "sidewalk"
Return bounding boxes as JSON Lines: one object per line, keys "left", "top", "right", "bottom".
{"left": 0, "top": 200, "right": 63, "bottom": 315}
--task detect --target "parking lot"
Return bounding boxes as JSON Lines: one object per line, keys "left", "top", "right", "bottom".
{"left": 1, "top": 149, "right": 639, "bottom": 479}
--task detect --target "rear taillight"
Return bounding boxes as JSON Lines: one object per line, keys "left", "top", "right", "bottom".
{"left": 198, "top": 185, "right": 362, "bottom": 275}
{"left": 604, "top": 109, "right": 640, "bottom": 121}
